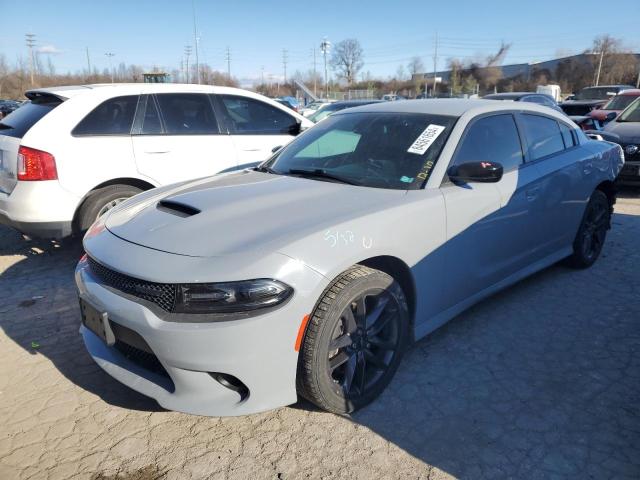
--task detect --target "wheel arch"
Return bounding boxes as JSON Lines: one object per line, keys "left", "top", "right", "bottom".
{"left": 72, "top": 177, "right": 157, "bottom": 234}
{"left": 358, "top": 255, "right": 417, "bottom": 341}
{"left": 595, "top": 179, "right": 616, "bottom": 211}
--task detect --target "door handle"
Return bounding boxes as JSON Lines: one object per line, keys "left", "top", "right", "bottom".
{"left": 525, "top": 186, "right": 541, "bottom": 201}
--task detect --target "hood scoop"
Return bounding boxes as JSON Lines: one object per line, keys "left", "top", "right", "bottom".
{"left": 156, "top": 199, "right": 201, "bottom": 218}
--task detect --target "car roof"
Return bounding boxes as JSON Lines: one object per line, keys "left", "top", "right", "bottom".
{"left": 332, "top": 98, "right": 565, "bottom": 118}
{"left": 24, "top": 83, "right": 257, "bottom": 100}
{"left": 484, "top": 92, "right": 537, "bottom": 100}
{"left": 582, "top": 85, "right": 635, "bottom": 90}
{"left": 619, "top": 89, "right": 640, "bottom": 96}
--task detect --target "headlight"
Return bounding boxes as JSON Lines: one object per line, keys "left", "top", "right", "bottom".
{"left": 174, "top": 279, "right": 292, "bottom": 314}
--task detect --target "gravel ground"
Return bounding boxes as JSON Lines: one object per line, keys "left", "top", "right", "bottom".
{"left": 0, "top": 190, "right": 639, "bottom": 480}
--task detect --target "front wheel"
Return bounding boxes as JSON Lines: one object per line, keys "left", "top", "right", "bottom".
{"left": 566, "top": 189, "right": 611, "bottom": 269}
{"left": 297, "top": 266, "right": 409, "bottom": 414}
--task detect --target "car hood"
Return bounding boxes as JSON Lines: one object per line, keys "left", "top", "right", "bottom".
{"left": 105, "top": 170, "right": 407, "bottom": 258}
{"left": 600, "top": 122, "right": 640, "bottom": 144}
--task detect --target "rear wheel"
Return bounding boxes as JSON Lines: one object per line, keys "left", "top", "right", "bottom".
{"left": 297, "top": 266, "right": 409, "bottom": 414}
{"left": 75, "top": 185, "right": 142, "bottom": 234}
{"left": 566, "top": 190, "right": 611, "bottom": 268}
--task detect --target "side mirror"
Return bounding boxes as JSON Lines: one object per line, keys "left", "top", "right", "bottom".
{"left": 605, "top": 111, "right": 617, "bottom": 122}
{"left": 586, "top": 133, "right": 604, "bottom": 141}
{"left": 287, "top": 121, "right": 302, "bottom": 136}
{"left": 449, "top": 161, "right": 504, "bottom": 183}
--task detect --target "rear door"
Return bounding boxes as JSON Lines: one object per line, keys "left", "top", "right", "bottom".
{"left": 517, "top": 113, "right": 585, "bottom": 254}
{"left": 132, "top": 93, "right": 237, "bottom": 185}
{"left": 214, "top": 94, "right": 300, "bottom": 166}
{"left": 0, "top": 94, "right": 62, "bottom": 194}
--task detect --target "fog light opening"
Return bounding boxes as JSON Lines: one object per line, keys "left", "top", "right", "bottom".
{"left": 209, "top": 372, "right": 249, "bottom": 402}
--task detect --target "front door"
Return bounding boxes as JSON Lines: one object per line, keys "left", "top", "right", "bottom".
{"left": 439, "top": 113, "right": 542, "bottom": 309}
{"left": 132, "top": 94, "right": 237, "bottom": 186}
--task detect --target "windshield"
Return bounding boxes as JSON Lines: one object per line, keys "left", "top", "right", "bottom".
{"left": 268, "top": 111, "right": 457, "bottom": 189}
{"left": 617, "top": 98, "right": 640, "bottom": 122}
{"left": 308, "top": 104, "right": 341, "bottom": 123}
{"left": 575, "top": 87, "right": 617, "bottom": 100}
{"left": 604, "top": 95, "right": 638, "bottom": 111}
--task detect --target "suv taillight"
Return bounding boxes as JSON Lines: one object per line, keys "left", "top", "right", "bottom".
{"left": 17, "top": 146, "right": 58, "bottom": 181}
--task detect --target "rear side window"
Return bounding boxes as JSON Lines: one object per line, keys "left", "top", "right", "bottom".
{"left": 0, "top": 97, "right": 62, "bottom": 138}
{"left": 155, "top": 93, "right": 218, "bottom": 135}
{"left": 218, "top": 95, "right": 298, "bottom": 135}
{"left": 73, "top": 95, "right": 138, "bottom": 136}
{"left": 452, "top": 114, "right": 524, "bottom": 172}
{"left": 559, "top": 122, "right": 575, "bottom": 148}
{"left": 520, "top": 114, "right": 565, "bottom": 160}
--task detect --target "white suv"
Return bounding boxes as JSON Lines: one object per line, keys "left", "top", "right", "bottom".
{"left": 0, "top": 83, "right": 312, "bottom": 238}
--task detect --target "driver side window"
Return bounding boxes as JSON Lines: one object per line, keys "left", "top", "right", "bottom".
{"left": 451, "top": 114, "right": 524, "bottom": 173}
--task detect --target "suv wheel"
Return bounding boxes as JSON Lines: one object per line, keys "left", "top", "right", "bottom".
{"left": 75, "top": 185, "right": 142, "bottom": 233}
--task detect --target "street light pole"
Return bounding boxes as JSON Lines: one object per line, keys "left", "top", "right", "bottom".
{"left": 320, "top": 38, "right": 331, "bottom": 99}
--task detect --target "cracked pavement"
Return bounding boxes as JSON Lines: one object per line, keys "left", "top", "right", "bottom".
{"left": 0, "top": 190, "right": 639, "bottom": 479}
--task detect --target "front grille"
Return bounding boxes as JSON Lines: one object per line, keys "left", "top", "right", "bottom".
{"left": 88, "top": 256, "right": 177, "bottom": 312}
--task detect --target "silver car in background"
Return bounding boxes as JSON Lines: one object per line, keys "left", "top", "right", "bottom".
{"left": 76, "top": 99, "right": 623, "bottom": 416}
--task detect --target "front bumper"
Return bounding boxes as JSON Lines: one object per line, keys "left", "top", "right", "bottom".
{"left": 617, "top": 161, "right": 640, "bottom": 185}
{"left": 0, "top": 181, "right": 79, "bottom": 238}
{"left": 75, "top": 251, "right": 326, "bottom": 416}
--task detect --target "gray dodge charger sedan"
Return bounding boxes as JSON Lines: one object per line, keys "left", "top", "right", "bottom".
{"left": 76, "top": 99, "right": 624, "bottom": 416}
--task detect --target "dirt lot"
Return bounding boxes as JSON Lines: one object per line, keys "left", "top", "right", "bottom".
{"left": 1, "top": 190, "right": 639, "bottom": 480}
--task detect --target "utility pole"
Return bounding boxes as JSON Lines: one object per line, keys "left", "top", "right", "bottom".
{"left": 105, "top": 52, "right": 115, "bottom": 83}
{"left": 225, "top": 47, "right": 231, "bottom": 78}
{"left": 282, "top": 49, "right": 288, "bottom": 84}
{"left": 432, "top": 32, "right": 438, "bottom": 97}
{"left": 312, "top": 47, "right": 317, "bottom": 97}
{"left": 261, "top": 66, "right": 265, "bottom": 87}
{"left": 184, "top": 46, "right": 192, "bottom": 83}
{"left": 320, "top": 38, "right": 331, "bottom": 99}
{"left": 595, "top": 49, "right": 605, "bottom": 86}
{"left": 636, "top": 65, "right": 640, "bottom": 88}
{"left": 85, "top": 47, "right": 92, "bottom": 79}
{"left": 26, "top": 33, "right": 36, "bottom": 86}
{"left": 192, "top": 0, "right": 200, "bottom": 84}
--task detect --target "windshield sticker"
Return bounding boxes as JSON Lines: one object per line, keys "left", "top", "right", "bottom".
{"left": 400, "top": 176, "right": 414, "bottom": 183}
{"left": 407, "top": 124, "right": 446, "bottom": 155}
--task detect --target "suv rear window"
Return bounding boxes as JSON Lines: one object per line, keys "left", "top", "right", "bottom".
{"left": 72, "top": 95, "right": 139, "bottom": 136}
{"left": 0, "top": 96, "right": 62, "bottom": 138}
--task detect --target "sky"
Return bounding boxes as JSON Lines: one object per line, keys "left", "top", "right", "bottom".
{"left": 1, "top": 0, "right": 639, "bottom": 87}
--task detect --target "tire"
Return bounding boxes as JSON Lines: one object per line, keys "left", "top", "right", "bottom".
{"left": 75, "top": 185, "right": 142, "bottom": 233}
{"left": 566, "top": 189, "right": 611, "bottom": 269}
{"left": 297, "top": 265, "right": 410, "bottom": 414}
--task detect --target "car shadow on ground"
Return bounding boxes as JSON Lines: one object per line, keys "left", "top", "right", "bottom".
{"left": 348, "top": 210, "right": 640, "bottom": 478}
{"left": 0, "top": 227, "right": 162, "bottom": 412}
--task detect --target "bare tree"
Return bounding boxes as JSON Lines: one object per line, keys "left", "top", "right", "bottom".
{"left": 330, "top": 39, "right": 364, "bottom": 85}
{"left": 407, "top": 56, "right": 424, "bottom": 77}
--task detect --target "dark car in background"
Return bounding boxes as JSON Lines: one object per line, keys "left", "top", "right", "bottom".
{"left": 560, "top": 85, "right": 634, "bottom": 116}
{"left": 483, "top": 92, "right": 563, "bottom": 112}
{"left": 307, "top": 99, "right": 383, "bottom": 123}
{"left": 0, "top": 100, "right": 21, "bottom": 119}
{"left": 592, "top": 97, "right": 640, "bottom": 186}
